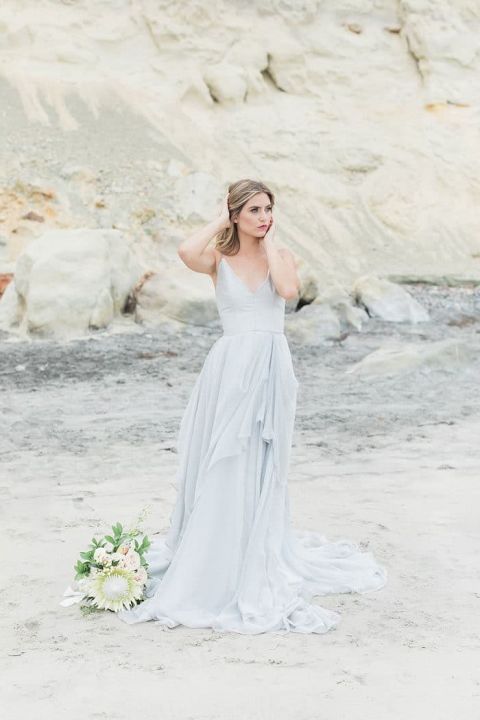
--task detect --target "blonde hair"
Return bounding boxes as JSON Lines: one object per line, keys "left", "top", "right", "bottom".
{"left": 215, "top": 179, "right": 275, "bottom": 256}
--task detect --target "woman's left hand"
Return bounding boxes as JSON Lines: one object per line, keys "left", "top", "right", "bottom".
{"left": 261, "top": 217, "right": 275, "bottom": 246}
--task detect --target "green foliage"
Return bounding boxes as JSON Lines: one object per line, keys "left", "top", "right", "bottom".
{"left": 74, "top": 560, "right": 90, "bottom": 580}
{"left": 134, "top": 535, "right": 151, "bottom": 554}
{"left": 80, "top": 604, "right": 103, "bottom": 616}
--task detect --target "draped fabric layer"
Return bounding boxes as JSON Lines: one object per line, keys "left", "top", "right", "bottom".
{"left": 118, "top": 258, "right": 387, "bottom": 633}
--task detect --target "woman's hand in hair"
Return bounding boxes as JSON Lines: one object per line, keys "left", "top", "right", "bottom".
{"left": 216, "top": 192, "right": 231, "bottom": 231}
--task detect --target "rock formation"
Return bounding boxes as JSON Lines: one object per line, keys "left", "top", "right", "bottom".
{"left": 0, "top": 1, "right": 479, "bottom": 337}
{"left": 0, "top": 229, "right": 141, "bottom": 338}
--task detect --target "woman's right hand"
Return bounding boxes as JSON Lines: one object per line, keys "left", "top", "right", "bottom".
{"left": 216, "top": 192, "right": 231, "bottom": 231}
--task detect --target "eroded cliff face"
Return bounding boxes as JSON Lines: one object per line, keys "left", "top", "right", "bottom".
{"left": 0, "top": 0, "right": 479, "bottom": 290}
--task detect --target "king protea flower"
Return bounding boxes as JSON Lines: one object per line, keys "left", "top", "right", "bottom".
{"left": 88, "top": 567, "right": 144, "bottom": 611}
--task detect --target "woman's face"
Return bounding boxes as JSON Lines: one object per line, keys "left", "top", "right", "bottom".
{"left": 235, "top": 192, "right": 273, "bottom": 238}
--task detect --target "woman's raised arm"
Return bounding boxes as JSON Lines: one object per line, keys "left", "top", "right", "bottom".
{"left": 177, "top": 193, "right": 230, "bottom": 275}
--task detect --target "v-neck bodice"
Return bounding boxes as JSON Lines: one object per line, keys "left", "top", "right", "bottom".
{"left": 215, "top": 255, "right": 286, "bottom": 336}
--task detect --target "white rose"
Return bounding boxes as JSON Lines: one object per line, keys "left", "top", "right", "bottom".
{"left": 103, "top": 541, "right": 114, "bottom": 553}
{"left": 125, "top": 550, "right": 141, "bottom": 570}
{"left": 93, "top": 547, "right": 107, "bottom": 562}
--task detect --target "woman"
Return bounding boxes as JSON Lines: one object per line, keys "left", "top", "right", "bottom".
{"left": 118, "top": 178, "right": 387, "bottom": 633}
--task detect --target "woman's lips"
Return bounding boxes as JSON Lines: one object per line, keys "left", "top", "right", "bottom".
{"left": 258, "top": 224, "right": 268, "bottom": 229}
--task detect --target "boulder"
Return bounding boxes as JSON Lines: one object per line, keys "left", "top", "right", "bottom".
{"left": 286, "top": 283, "right": 369, "bottom": 344}
{"left": 345, "top": 339, "right": 475, "bottom": 377}
{"left": 316, "top": 285, "right": 369, "bottom": 331}
{"left": 352, "top": 275, "right": 430, "bottom": 323}
{"left": 0, "top": 229, "right": 141, "bottom": 338}
{"left": 135, "top": 265, "right": 218, "bottom": 327}
{"left": 286, "top": 302, "right": 342, "bottom": 344}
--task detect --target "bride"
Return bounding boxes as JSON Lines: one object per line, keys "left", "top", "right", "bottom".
{"left": 117, "top": 178, "right": 387, "bottom": 633}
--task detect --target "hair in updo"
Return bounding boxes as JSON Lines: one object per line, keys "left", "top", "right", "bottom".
{"left": 215, "top": 179, "right": 275, "bottom": 256}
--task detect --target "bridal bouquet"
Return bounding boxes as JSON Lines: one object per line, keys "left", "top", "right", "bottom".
{"left": 60, "top": 507, "right": 152, "bottom": 613}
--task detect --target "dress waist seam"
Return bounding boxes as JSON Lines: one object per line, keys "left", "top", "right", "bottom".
{"left": 222, "top": 329, "right": 285, "bottom": 336}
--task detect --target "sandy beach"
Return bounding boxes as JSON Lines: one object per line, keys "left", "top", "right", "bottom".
{"left": 2, "top": 282, "right": 479, "bottom": 719}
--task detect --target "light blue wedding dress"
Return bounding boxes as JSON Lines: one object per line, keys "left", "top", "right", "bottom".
{"left": 118, "top": 256, "right": 387, "bottom": 633}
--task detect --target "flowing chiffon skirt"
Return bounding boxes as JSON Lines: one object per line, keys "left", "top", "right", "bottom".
{"left": 118, "top": 329, "right": 387, "bottom": 634}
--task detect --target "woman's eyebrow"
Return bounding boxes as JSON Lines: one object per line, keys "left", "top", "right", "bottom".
{"left": 247, "top": 204, "right": 272, "bottom": 209}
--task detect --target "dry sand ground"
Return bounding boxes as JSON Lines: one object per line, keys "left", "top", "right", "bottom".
{"left": 1, "top": 283, "right": 480, "bottom": 720}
